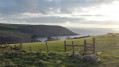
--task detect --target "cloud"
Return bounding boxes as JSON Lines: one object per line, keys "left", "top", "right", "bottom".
{"left": 0, "top": 16, "right": 84, "bottom": 23}
{"left": 0, "top": 0, "right": 119, "bottom": 28}
{"left": 0, "top": 0, "right": 38, "bottom": 15}
{"left": 1, "top": 20, "right": 119, "bottom": 28}
{"left": 0, "top": 0, "right": 114, "bottom": 15}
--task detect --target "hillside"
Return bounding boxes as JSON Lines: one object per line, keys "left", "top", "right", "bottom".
{"left": 0, "top": 23, "right": 77, "bottom": 37}
{"left": 0, "top": 31, "right": 31, "bottom": 44}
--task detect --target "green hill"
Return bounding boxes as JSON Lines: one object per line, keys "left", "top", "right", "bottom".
{"left": 0, "top": 23, "right": 77, "bottom": 44}
{"left": 0, "top": 23, "right": 77, "bottom": 37}
{"left": 0, "top": 30, "right": 31, "bottom": 44}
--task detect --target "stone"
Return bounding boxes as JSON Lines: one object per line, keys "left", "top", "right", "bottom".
{"left": 68, "top": 53, "right": 83, "bottom": 58}
{"left": 83, "top": 54, "right": 100, "bottom": 61}
{"left": 74, "top": 53, "right": 83, "bottom": 58}
{"left": 68, "top": 53, "right": 74, "bottom": 57}
{"left": 97, "top": 52, "right": 102, "bottom": 55}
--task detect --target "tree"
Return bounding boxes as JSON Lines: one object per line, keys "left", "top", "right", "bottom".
{"left": 31, "top": 35, "right": 38, "bottom": 42}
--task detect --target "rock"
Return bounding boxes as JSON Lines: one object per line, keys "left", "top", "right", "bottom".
{"left": 74, "top": 53, "right": 83, "bottom": 58}
{"left": 83, "top": 54, "right": 100, "bottom": 61}
{"left": 68, "top": 53, "right": 74, "bottom": 57}
{"left": 97, "top": 52, "right": 102, "bottom": 55}
{"left": 68, "top": 53, "right": 83, "bottom": 58}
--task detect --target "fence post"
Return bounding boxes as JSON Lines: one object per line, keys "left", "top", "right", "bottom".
{"left": 29, "top": 46, "right": 32, "bottom": 52}
{"left": 93, "top": 37, "right": 96, "bottom": 53}
{"left": 72, "top": 41, "right": 75, "bottom": 53}
{"left": 84, "top": 40, "right": 87, "bottom": 53}
{"left": 6, "top": 42, "right": 8, "bottom": 45}
{"left": 46, "top": 42, "right": 49, "bottom": 52}
{"left": 64, "top": 40, "right": 66, "bottom": 52}
{"left": 19, "top": 42, "right": 23, "bottom": 50}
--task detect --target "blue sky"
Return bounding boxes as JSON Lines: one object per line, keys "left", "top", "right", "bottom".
{"left": 0, "top": 0, "right": 119, "bottom": 28}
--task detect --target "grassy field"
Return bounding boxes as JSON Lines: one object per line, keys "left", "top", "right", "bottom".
{"left": 19, "top": 33, "right": 119, "bottom": 53}
{"left": 1, "top": 33, "right": 119, "bottom": 67}
{"left": 21, "top": 38, "right": 85, "bottom": 53}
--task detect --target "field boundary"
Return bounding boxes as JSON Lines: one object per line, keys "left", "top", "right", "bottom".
{"left": 64, "top": 37, "right": 96, "bottom": 54}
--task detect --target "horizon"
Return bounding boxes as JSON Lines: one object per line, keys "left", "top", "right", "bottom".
{"left": 0, "top": 0, "right": 119, "bottom": 28}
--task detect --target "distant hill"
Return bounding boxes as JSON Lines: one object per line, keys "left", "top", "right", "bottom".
{"left": 0, "top": 23, "right": 77, "bottom": 37}
{"left": 0, "top": 30, "right": 31, "bottom": 44}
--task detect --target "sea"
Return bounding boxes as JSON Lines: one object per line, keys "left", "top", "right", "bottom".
{"left": 37, "top": 28, "right": 119, "bottom": 41}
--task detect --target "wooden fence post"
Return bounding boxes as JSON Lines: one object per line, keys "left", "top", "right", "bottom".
{"left": 64, "top": 40, "right": 66, "bottom": 52}
{"left": 84, "top": 40, "right": 87, "bottom": 53}
{"left": 6, "top": 42, "right": 8, "bottom": 45}
{"left": 19, "top": 42, "right": 23, "bottom": 49}
{"left": 93, "top": 37, "right": 96, "bottom": 53}
{"left": 46, "top": 42, "right": 49, "bottom": 52}
{"left": 72, "top": 41, "right": 75, "bottom": 53}
{"left": 29, "top": 46, "right": 32, "bottom": 52}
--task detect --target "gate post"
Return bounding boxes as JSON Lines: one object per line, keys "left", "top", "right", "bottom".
{"left": 72, "top": 41, "right": 74, "bottom": 53}
{"left": 93, "top": 37, "right": 96, "bottom": 53}
{"left": 84, "top": 40, "right": 87, "bottom": 53}
{"left": 64, "top": 40, "right": 66, "bottom": 52}
{"left": 46, "top": 42, "right": 49, "bottom": 52}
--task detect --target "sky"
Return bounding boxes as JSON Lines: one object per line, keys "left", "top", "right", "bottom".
{"left": 0, "top": 0, "right": 119, "bottom": 28}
